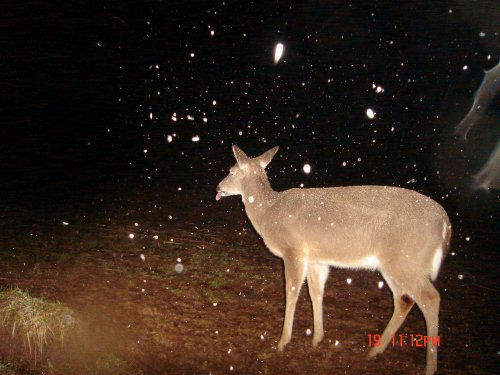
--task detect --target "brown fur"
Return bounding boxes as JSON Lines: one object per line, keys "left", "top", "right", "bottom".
{"left": 217, "top": 145, "right": 451, "bottom": 375}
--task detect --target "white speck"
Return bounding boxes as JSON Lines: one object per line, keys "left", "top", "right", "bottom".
{"left": 230, "top": 366, "right": 234, "bottom": 371}
{"left": 465, "top": 237, "right": 470, "bottom": 241}
{"left": 153, "top": 235, "right": 159, "bottom": 240}
{"left": 212, "top": 100, "right": 217, "bottom": 106}
{"left": 177, "top": 258, "right": 182, "bottom": 262}
{"left": 203, "top": 117, "right": 208, "bottom": 123}
{"left": 479, "top": 31, "right": 485, "bottom": 37}
{"left": 291, "top": 286, "right": 296, "bottom": 291}
{"left": 391, "top": 126, "right": 395, "bottom": 132}
{"left": 213, "top": 302, "right": 218, "bottom": 306}
{"left": 260, "top": 334, "right": 265, "bottom": 340}
{"left": 462, "top": 65, "right": 468, "bottom": 70}
{"left": 342, "top": 161, "right": 347, "bottom": 167}
{"left": 458, "top": 274, "right": 464, "bottom": 280}
{"left": 366, "top": 108, "right": 376, "bottom": 119}
{"left": 372, "top": 83, "right": 384, "bottom": 93}
{"left": 171, "top": 114, "right": 177, "bottom": 122}
{"left": 248, "top": 196, "right": 254, "bottom": 203}
{"left": 274, "top": 42, "right": 284, "bottom": 64}
{"left": 62, "top": 221, "right": 69, "bottom": 226}
{"left": 451, "top": 252, "right": 455, "bottom": 256}
{"left": 134, "top": 222, "right": 138, "bottom": 227}
{"left": 128, "top": 233, "right": 135, "bottom": 239}
{"left": 346, "top": 278, "right": 352, "bottom": 285}
{"left": 378, "top": 281, "right": 384, "bottom": 289}
{"left": 192, "top": 135, "right": 200, "bottom": 142}
{"left": 303, "top": 164, "right": 311, "bottom": 174}
{"left": 149, "top": 112, "right": 153, "bottom": 120}
{"left": 187, "top": 114, "right": 194, "bottom": 121}
{"left": 448, "top": 9, "right": 453, "bottom": 13}
{"left": 167, "top": 135, "right": 173, "bottom": 143}
{"left": 177, "top": 187, "right": 182, "bottom": 191}
{"left": 306, "top": 328, "right": 312, "bottom": 336}
{"left": 140, "top": 254, "right": 146, "bottom": 261}
{"left": 335, "top": 340, "right": 340, "bottom": 346}
{"left": 175, "top": 263, "right": 184, "bottom": 273}
{"left": 190, "top": 52, "right": 195, "bottom": 58}
{"left": 227, "top": 348, "right": 231, "bottom": 354}
{"left": 143, "top": 149, "right": 148, "bottom": 153}
{"left": 210, "top": 30, "right": 215, "bottom": 36}
{"left": 357, "top": 157, "right": 362, "bottom": 162}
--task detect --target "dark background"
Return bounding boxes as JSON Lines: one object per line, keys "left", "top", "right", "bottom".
{"left": 0, "top": 0, "right": 498, "bottom": 238}
{"left": 1, "top": 0, "right": 498, "bottom": 202}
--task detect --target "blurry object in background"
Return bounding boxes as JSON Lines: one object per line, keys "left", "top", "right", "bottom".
{"left": 455, "top": 62, "right": 500, "bottom": 139}
{"left": 455, "top": 61, "right": 500, "bottom": 189}
{"left": 472, "top": 140, "right": 500, "bottom": 189}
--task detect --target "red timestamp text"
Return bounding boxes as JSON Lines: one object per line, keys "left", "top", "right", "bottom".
{"left": 367, "top": 333, "right": 440, "bottom": 348}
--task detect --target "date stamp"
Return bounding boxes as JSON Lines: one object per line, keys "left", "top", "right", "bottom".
{"left": 367, "top": 333, "right": 440, "bottom": 348}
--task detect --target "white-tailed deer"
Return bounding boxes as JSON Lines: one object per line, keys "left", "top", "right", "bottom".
{"left": 216, "top": 145, "right": 451, "bottom": 375}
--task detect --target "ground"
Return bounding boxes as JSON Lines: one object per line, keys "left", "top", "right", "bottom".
{"left": 0, "top": 185, "right": 498, "bottom": 374}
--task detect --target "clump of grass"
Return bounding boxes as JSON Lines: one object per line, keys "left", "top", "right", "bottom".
{"left": 0, "top": 288, "right": 78, "bottom": 358}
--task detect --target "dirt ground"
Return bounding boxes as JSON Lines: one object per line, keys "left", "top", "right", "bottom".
{"left": 0, "top": 185, "right": 498, "bottom": 374}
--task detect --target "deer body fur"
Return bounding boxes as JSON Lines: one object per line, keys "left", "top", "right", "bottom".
{"left": 216, "top": 145, "right": 451, "bottom": 375}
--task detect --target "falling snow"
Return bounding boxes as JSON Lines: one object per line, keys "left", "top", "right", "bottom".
{"left": 274, "top": 43, "right": 284, "bottom": 64}
{"left": 366, "top": 108, "right": 375, "bottom": 119}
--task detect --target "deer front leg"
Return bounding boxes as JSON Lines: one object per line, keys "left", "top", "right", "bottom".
{"left": 277, "top": 256, "right": 308, "bottom": 351}
{"left": 307, "top": 263, "right": 330, "bottom": 347}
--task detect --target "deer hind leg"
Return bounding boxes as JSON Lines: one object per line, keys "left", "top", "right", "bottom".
{"left": 374, "top": 271, "right": 440, "bottom": 375}
{"left": 412, "top": 279, "right": 440, "bottom": 375}
{"left": 307, "top": 263, "right": 330, "bottom": 347}
{"left": 277, "top": 255, "right": 308, "bottom": 351}
{"left": 368, "top": 279, "right": 414, "bottom": 358}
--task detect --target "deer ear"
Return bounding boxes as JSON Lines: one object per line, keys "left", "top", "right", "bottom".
{"left": 232, "top": 144, "right": 249, "bottom": 165}
{"left": 257, "top": 146, "right": 279, "bottom": 168}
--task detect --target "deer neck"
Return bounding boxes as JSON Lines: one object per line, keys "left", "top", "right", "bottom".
{"left": 241, "top": 173, "right": 277, "bottom": 233}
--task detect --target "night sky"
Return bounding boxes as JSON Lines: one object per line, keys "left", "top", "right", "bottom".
{"left": 1, "top": 1, "right": 499, "bottom": 213}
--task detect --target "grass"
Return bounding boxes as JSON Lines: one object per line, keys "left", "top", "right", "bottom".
{"left": 0, "top": 288, "right": 78, "bottom": 359}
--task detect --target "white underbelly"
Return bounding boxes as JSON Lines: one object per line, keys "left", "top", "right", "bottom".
{"left": 318, "top": 255, "right": 379, "bottom": 271}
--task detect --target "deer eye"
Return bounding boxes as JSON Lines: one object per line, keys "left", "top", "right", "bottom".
{"left": 230, "top": 168, "right": 236, "bottom": 175}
